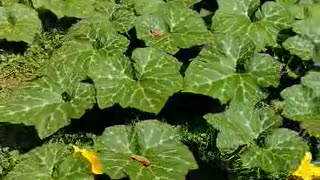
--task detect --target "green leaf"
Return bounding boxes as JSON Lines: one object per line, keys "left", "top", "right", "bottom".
{"left": 281, "top": 85, "right": 320, "bottom": 121}
{"left": 205, "top": 103, "right": 281, "bottom": 151}
{"left": 287, "top": 4, "right": 320, "bottom": 62}
{"left": 4, "top": 143, "right": 94, "bottom": 180}
{"left": 52, "top": 155, "right": 95, "bottom": 180}
{"left": 94, "top": 120, "right": 198, "bottom": 180}
{"left": 283, "top": 35, "right": 316, "bottom": 61}
{"left": 50, "top": 15, "right": 129, "bottom": 74}
{"left": 281, "top": 72, "right": 320, "bottom": 121}
{"left": 89, "top": 47, "right": 183, "bottom": 113}
{"left": 292, "top": 5, "right": 320, "bottom": 41}
{"left": 32, "top": 0, "right": 95, "bottom": 18}
{"left": 246, "top": 53, "right": 282, "bottom": 88}
{"left": 64, "top": 15, "right": 129, "bottom": 57}
{"left": 241, "top": 128, "right": 308, "bottom": 175}
{"left": 0, "top": 3, "right": 42, "bottom": 43}
{"left": 0, "top": 0, "right": 19, "bottom": 6}
{"left": 133, "top": 0, "right": 202, "bottom": 16}
{"left": 212, "top": 1, "right": 293, "bottom": 50}
{"left": 276, "top": 0, "right": 298, "bottom": 4}
{"left": 183, "top": 35, "right": 274, "bottom": 105}
{"left": 301, "top": 121, "right": 320, "bottom": 137}
{"left": 135, "top": 1, "right": 212, "bottom": 54}
{"left": 216, "top": 0, "right": 260, "bottom": 15}
{"left": 0, "top": 64, "right": 95, "bottom": 139}
{"left": 94, "top": 0, "right": 136, "bottom": 33}
{"left": 301, "top": 71, "right": 320, "bottom": 91}
{"left": 167, "top": 0, "right": 202, "bottom": 7}
{"left": 134, "top": 0, "right": 165, "bottom": 15}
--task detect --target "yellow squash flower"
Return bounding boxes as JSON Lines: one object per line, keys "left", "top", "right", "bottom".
{"left": 72, "top": 146, "right": 103, "bottom": 174}
{"left": 292, "top": 152, "right": 320, "bottom": 180}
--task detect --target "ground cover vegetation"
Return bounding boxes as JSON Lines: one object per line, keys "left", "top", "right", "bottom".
{"left": 0, "top": 0, "right": 319, "bottom": 179}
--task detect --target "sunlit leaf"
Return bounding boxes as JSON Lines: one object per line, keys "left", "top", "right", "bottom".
{"left": 4, "top": 143, "right": 94, "bottom": 180}
{"left": 241, "top": 129, "right": 308, "bottom": 175}
{"left": 183, "top": 35, "right": 280, "bottom": 105}
{"left": 0, "top": 3, "right": 42, "bottom": 43}
{"left": 94, "top": 120, "right": 198, "bottom": 180}
{"left": 281, "top": 72, "right": 320, "bottom": 122}
{"left": 135, "top": 1, "right": 212, "bottom": 54}
{"left": 212, "top": 0, "right": 293, "bottom": 50}
{"left": 0, "top": 64, "right": 95, "bottom": 139}
{"left": 94, "top": 0, "right": 136, "bottom": 32}
{"left": 89, "top": 47, "right": 183, "bottom": 113}
{"left": 205, "top": 103, "right": 281, "bottom": 151}
{"left": 32, "top": 0, "right": 95, "bottom": 18}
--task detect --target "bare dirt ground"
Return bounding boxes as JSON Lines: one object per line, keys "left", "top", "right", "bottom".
{"left": 0, "top": 77, "right": 21, "bottom": 100}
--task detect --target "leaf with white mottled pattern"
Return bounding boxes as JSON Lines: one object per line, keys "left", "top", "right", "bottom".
{"left": 286, "top": 4, "right": 320, "bottom": 62}
{"left": 301, "top": 121, "right": 320, "bottom": 137}
{"left": 0, "top": 64, "right": 95, "bottom": 139}
{"left": 94, "top": 120, "right": 198, "bottom": 180}
{"left": 52, "top": 155, "right": 95, "bottom": 180}
{"left": 135, "top": 1, "right": 212, "bottom": 54}
{"left": 283, "top": 35, "right": 316, "bottom": 61}
{"left": 32, "top": 0, "right": 95, "bottom": 18}
{"left": 281, "top": 72, "right": 320, "bottom": 122}
{"left": 183, "top": 35, "right": 279, "bottom": 105}
{"left": 0, "top": 3, "right": 42, "bottom": 43}
{"left": 89, "top": 47, "right": 183, "bottom": 113}
{"left": 246, "top": 53, "right": 282, "bottom": 87}
{"left": 241, "top": 128, "right": 308, "bottom": 175}
{"left": 4, "top": 143, "right": 94, "bottom": 180}
{"left": 50, "top": 15, "right": 129, "bottom": 74}
{"left": 134, "top": 0, "right": 165, "bottom": 15}
{"left": 0, "top": 0, "right": 19, "bottom": 6}
{"left": 211, "top": 0, "right": 293, "bottom": 50}
{"left": 276, "top": 0, "right": 297, "bottom": 4}
{"left": 167, "top": 0, "right": 201, "bottom": 7}
{"left": 64, "top": 15, "right": 129, "bottom": 57}
{"left": 292, "top": 4, "right": 320, "bottom": 42}
{"left": 301, "top": 71, "right": 320, "bottom": 91}
{"left": 94, "top": 0, "right": 136, "bottom": 33}
{"left": 205, "top": 103, "right": 281, "bottom": 151}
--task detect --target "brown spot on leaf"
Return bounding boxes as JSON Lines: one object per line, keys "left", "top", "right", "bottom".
{"left": 150, "top": 29, "right": 165, "bottom": 38}
{"left": 131, "top": 154, "right": 151, "bottom": 167}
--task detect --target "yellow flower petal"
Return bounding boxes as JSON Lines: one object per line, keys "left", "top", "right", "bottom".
{"left": 73, "top": 146, "right": 103, "bottom": 174}
{"left": 311, "top": 164, "right": 320, "bottom": 177}
{"left": 291, "top": 152, "right": 320, "bottom": 180}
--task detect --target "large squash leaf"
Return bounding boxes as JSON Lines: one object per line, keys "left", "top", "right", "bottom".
{"left": 89, "top": 47, "right": 183, "bottom": 113}
{"left": 93, "top": 0, "right": 136, "bottom": 33}
{"left": 133, "top": 0, "right": 165, "bottom": 15}
{"left": 211, "top": 0, "right": 293, "bottom": 50}
{"left": 283, "top": 35, "right": 317, "bottom": 61}
{"left": 4, "top": 143, "right": 94, "bottom": 180}
{"left": 167, "top": 0, "right": 201, "bottom": 7}
{"left": 0, "top": 64, "right": 95, "bottom": 139}
{"left": 0, "top": 3, "right": 41, "bottom": 43}
{"left": 51, "top": 15, "right": 129, "bottom": 74}
{"left": 94, "top": 120, "right": 198, "bottom": 180}
{"left": 32, "top": 0, "right": 95, "bottom": 19}
{"left": 281, "top": 71, "right": 320, "bottom": 122}
{"left": 0, "top": 0, "right": 19, "bottom": 6}
{"left": 135, "top": 1, "right": 212, "bottom": 54}
{"left": 183, "top": 35, "right": 281, "bottom": 105}
{"left": 205, "top": 103, "right": 307, "bottom": 175}
{"left": 205, "top": 103, "right": 281, "bottom": 151}
{"left": 283, "top": 4, "right": 320, "bottom": 62}
{"left": 241, "top": 129, "right": 308, "bottom": 176}
{"left": 301, "top": 121, "right": 320, "bottom": 138}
